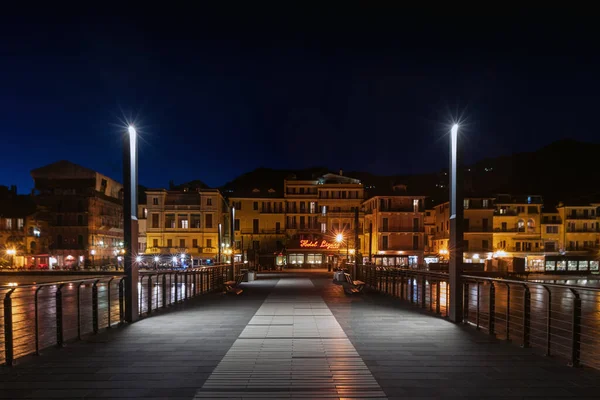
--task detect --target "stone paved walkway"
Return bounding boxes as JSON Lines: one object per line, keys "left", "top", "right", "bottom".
{"left": 1, "top": 271, "right": 600, "bottom": 399}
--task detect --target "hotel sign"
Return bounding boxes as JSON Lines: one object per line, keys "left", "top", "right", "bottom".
{"left": 299, "top": 239, "right": 340, "bottom": 250}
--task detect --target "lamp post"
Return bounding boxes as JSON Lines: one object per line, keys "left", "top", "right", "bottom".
{"left": 90, "top": 249, "right": 96, "bottom": 268}
{"left": 449, "top": 123, "right": 464, "bottom": 323}
{"left": 336, "top": 233, "right": 343, "bottom": 267}
{"left": 154, "top": 255, "right": 159, "bottom": 270}
{"left": 6, "top": 249, "right": 16, "bottom": 268}
{"left": 123, "top": 125, "right": 139, "bottom": 323}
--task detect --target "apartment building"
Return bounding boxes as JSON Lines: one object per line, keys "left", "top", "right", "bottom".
{"left": 145, "top": 188, "right": 229, "bottom": 265}
{"left": 31, "top": 160, "right": 123, "bottom": 267}
{"left": 362, "top": 186, "right": 426, "bottom": 267}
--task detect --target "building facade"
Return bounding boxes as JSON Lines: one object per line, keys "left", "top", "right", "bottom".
{"left": 144, "top": 188, "right": 230, "bottom": 265}
{"left": 363, "top": 191, "right": 426, "bottom": 266}
{"left": 31, "top": 161, "right": 123, "bottom": 268}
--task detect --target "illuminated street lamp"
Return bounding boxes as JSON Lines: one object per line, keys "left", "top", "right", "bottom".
{"left": 90, "top": 249, "right": 96, "bottom": 267}
{"left": 123, "top": 124, "right": 139, "bottom": 322}
{"left": 448, "top": 123, "right": 464, "bottom": 322}
{"left": 6, "top": 248, "right": 16, "bottom": 268}
{"left": 154, "top": 255, "right": 160, "bottom": 270}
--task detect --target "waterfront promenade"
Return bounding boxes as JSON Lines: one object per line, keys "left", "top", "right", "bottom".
{"left": 1, "top": 271, "right": 600, "bottom": 399}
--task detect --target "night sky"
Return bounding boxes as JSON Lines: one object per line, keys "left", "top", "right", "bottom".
{"left": 1, "top": 8, "right": 598, "bottom": 193}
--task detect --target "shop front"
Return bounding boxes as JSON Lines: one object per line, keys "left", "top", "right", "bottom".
{"left": 283, "top": 239, "right": 344, "bottom": 268}
{"left": 373, "top": 251, "right": 420, "bottom": 267}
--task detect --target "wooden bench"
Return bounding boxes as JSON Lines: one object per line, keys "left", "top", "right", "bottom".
{"left": 342, "top": 273, "right": 365, "bottom": 295}
{"left": 225, "top": 274, "right": 244, "bottom": 295}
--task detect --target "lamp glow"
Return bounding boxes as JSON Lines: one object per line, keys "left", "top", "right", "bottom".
{"left": 128, "top": 125, "right": 136, "bottom": 136}
{"left": 172, "top": 256, "right": 177, "bottom": 262}
{"left": 136, "top": 256, "right": 142, "bottom": 262}
{"left": 154, "top": 256, "right": 160, "bottom": 262}
{"left": 336, "top": 233, "right": 343, "bottom": 243}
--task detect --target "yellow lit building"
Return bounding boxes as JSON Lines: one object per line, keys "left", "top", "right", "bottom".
{"left": 145, "top": 188, "right": 229, "bottom": 265}
{"left": 430, "top": 197, "right": 494, "bottom": 264}
{"left": 230, "top": 189, "right": 286, "bottom": 266}
{"left": 362, "top": 188, "right": 426, "bottom": 267}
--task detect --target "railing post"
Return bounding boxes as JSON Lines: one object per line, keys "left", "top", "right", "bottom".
{"left": 147, "top": 275, "right": 153, "bottom": 314}
{"left": 435, "top": 281, "right": 441, "bottom": 315}
{"left": 476, "top": 282, "right": 481, "bottom": 330}
{"left": 118, "top": 278, "right": 125, "bottom": 323}
{"left": 174, "top": 272, "right": 179, "bottom": 303}
{"left": 569, "top": 288, "right": 581, "bottom": 367}
{"left": 400, "top": 274, "right": 405, "bottom": 300}
{"left": 429, "top": 279, "right": 433, "bottom": 311}
{"left": 162, "top": 274, "right": 167, "bottom": 308}
{"left": 463, "top": 282, "right": 469, "bottom": 324}
{"left": 3, "top": 288, "right": 16, "bottom": 366}
{"left": 543, "top": 286, "right": 551, "bottom": 356}
{"left": 92, "top": 279, "right": 99, "bottom": 334}
{"left": 409, "top": 278, "right": 414, "bottom": 303}
{"left": 184, "top": 272, "right": 188, "bottom": 300}
{"left": 77, "top": 282, "right": 84, "bottom": 339}
{"left": 107, "top": 277, "right": 115, "bottom": 328}
{"left": 420, "top": 277, "right": 426, "bottom": 308}
{"left": 488, "top": 282, "right": 495, "bottom": 336}
{"left": 200, "top": 269, "right": 204, "bottom": 294}
{"left": 505, "top": 283, "right": 511, "bottom": 342}
{"left": 34, "top": 286, "right": 42, "bottom": 355}
{"left": 522, "top": 284, "right": 531, "bottom": 348}
{"left": 56, "top": 283, "right": 65, "bottom": 347}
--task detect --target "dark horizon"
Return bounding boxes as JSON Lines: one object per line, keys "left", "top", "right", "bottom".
{"left": 2, "top": 9, "right": 598, "bottom": 193}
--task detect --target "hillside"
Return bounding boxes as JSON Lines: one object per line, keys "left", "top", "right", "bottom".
{"left": 203, "top": 139, "right": 600, "bottom": 207}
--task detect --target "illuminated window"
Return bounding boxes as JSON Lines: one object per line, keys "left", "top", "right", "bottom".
{"left": 557, "top": 260, "right": 566, "bottom": 271}
{"left": 579, "top": 261, "right": 589, "bottom": 271}
{"left": 207, "top": 198, "right": 212, "bottom": 206}
{"left": 568, "top": 261, "right": 578, "bottom": 271}
{"left": 321, "top": 223, "right": 327, "bottom": 233}
{"left": 591, "top": 261, "right": 599, "bottom": 271}
{"left": 153, "top": 198, "right": 158, "bottom": 205}
{"left": 545, "top": 261, "right": 556, "bottom": 271}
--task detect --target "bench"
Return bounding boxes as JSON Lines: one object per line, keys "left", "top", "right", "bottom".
{"left": 224, "top": 274, "right": 244, "bottom": 295}
{"left": 342, "top": 273, "right": 365, "bottom": 295}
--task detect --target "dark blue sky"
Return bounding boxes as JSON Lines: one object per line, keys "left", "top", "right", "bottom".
{"left": 1, "top": 8, "right": 598, "bottom": 193}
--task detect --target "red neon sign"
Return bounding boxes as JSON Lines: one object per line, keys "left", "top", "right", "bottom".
{"left": 300, "top": 239, "right": 340, "bottom": 250}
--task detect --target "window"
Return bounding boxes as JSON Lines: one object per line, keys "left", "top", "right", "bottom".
{"left": 16, "top": 218, "right": 24, "bottom": 230}
{"left": 591, "top": 261, "right": 599, "bottom": 271}
{"left": 179, "top": 215, "right": 189, "bottom": 229}
{"left": 253, "top": 240, "right": 259, "bottom": 249}
{"left": 382, "top": 236, "right": 388, "bottom": 250}
{"left": 310, "top": 202, "right": 316, "bottom": 214}
{"left": 253, "top": 202, "right": 258, "bottom": 210}
{"left": 234, "top": 219, "right": 240, "bottom": 231}
{"left": 276, "top": 222, "right": 281, "bottom": 233}
{"left": 568, "top": 261, "right": 578, "bottom": 271}
{"left": 206, "top": 238, "right": 212, "bottom": 248}
{"left": 527, "top": 219, "right": 535, "bottom": 232}
{"left": 463, "top": 199, "right": 470, "bottom": 210}
{"left": 179, "top": 239, "right": 185, "bottom": 248}
{"left": 306, "top": 254, "right": 322, "bottom": 264}
{"left": 578, "top": 260, "right": 589, "bottom": 271}
{"left": 482, "top": 240, "right": 489, "bottom": 250}
{"left": 78, "top": 235, "right": 84, "bottom": 247}
{"left": 412, "top": 236, "right": 419, "bottom": 250}
{"left": 167, "top": 239, "right": 173, "bottom": 247}
{"left": 288, "top": 254, "right": 304, "bottom": 264}
{"left": 322, "top": 206, "right": 327, "bottom": 215}
{"left": 321, "top": 223, "right": 326, "bottom": 233}
{"left": 191, "top": 214, "right": 201, "bottom": 228}
{"left": 483, "top": 199, "right": 489, "bottom": 208}
{"left": 517, "top": 219, "right": 525, "bottom": 232}
{"left": 143, "top": 208, "right": 148, "bottom": 218}
{"left": 545, "top": 261, "right": 556, "bottom": 271}
{"left": 30, "top": 241, "right": 36, "bottom": 251}
{"left": 207, "top": 198, "right": 212, "bottom": 206}
{"left": 153, "top": 197, "right": 158, "bottom": 205}
{"left": 253, "top": 219, "right": 259, "bottom": 233}
{"left": 152, "top": 214, "right": 159, "bottom": 228}
{"left": 153, "top": 239, "right": 158, "bottom": 247}
{"left": 165, "top": 214, "right": 175, "bottom": 228}
{"left": 205, "top": 214, "right": 213, "bottom": 228}
{"left": 556, "top": 260, "right": 566, "bottom": 271}
{"left": 546, "top": 226, "right": 558, "bottom": 234}
{"left": 192, "top": 239, "right": 198, "bottom": 248}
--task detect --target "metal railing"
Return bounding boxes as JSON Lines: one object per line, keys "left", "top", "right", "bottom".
{"left": 355, "top": 265, "right": 600, "bottom": 370}
{"left": 1, "top": 264, "right": 232, "bottom": 366}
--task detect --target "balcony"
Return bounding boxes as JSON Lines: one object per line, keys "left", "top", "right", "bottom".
{"left": 566, "top": 229, "right": 600, "bottom": 233}
{"left": 240, "top": 229, "right": 285, "bottom": 235}
{"left": 164, "top": 204, "right": 201, "bottom": 211}
{"left": 378, "top": 207, "right": 422, "bottom": 213}
{"left": 494, "top": 210, "right": 519, "bottom": 216}
{"left": 464, "top": 227, "right": 493, "bottom": 233}
{"left": 494, "top": 228, "right": 539, "bottom": 234}
{"left": 378, "top": 227, "right": 425, "bottom": 233}
{"left": 542, "top": 218, "right": 562, "bottom": 224}
{"left": 567, "top": 215, "right": 598, "bottom": 220}
{"left": 260, "top": 208, "right": 284, "bottom": 214}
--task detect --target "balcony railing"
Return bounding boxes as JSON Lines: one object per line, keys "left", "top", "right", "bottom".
{"left": 378, "top": 227, "right": 425, "bottom": 233}
{"left": 464, "top": 227, "right": 493, "bottom": 233}
{"left": 567, "top": 215, "right": 598, "bottom": 220}
{"left": 494, "top": 228, "right": 539, "bottom": 234}
{"left": 240, "top": 229, "right": 285, "bottom": 235}
{"left": 379, "top": 207, "right": 422, "bottom": 213}
{"left": 355, "top": 266, "right": 600, "bottom": 370}
{"left": 493, "top": 210, "right": 519, "bottom": 216}
{"left": 0, "top": 265, "right": 232, "bottom": 366}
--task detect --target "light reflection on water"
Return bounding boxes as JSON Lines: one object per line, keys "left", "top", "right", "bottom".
{"left": 528, "top": 276, "right": 600, "bottom": 288}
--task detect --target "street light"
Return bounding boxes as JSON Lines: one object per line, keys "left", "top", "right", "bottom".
{"left": 123, "top": 124, "right": 139, "bottom": 322}
{"left": 6, "top": 249, "right": 16, "bottom": 268}
{"left": 449, "top": 122, "right": 464, "bottom": 322}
